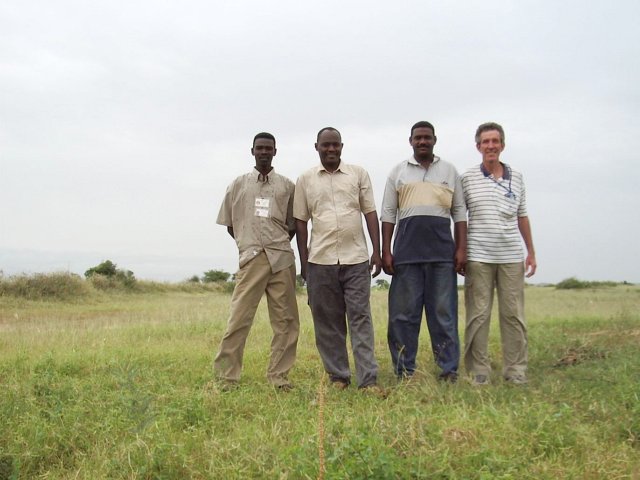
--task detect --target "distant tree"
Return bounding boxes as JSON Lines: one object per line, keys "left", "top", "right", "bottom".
{"left": 296, "top": 274, "right": 306, "bottom": 287}
{"left": 375, "top": 279, "right": 390, "bottom": 290}
{"left": 84, "top": 260, "right": 118, "bottom": 278}
{"left": 202, "top": 269, "right": 231, "bottom": 283}
{"left": 187, "top": 275, "right": 201, "bottom": 283}
{"left": 85, "top": 259, "right": 136, "bottom": 289}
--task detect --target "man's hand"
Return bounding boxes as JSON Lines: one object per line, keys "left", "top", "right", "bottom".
{"left": 454, "top": 248, "right": 466, "bottom": 276}
{"left": 382, "top": 251, "right": 394, "bottom": 275}
{"left": 300, "top": 261, "right": 307, "bottom": 282}
{"left": 370, "top": 252, "right": 382, "bottom": 278}
{"left": 525, "top": 254, "right": 537, "bottom": 278}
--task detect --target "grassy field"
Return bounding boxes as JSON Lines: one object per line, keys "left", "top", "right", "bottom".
{"left": 0, "top": 282, "right": 639, "bottom": 479}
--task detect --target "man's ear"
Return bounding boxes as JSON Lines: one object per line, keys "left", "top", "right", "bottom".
{"left": 314, "top": 143, "right": 319, "bottom": 151}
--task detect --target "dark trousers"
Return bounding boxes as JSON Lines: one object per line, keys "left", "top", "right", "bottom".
{"left": 388, "top": 262, "right": 459, "bottom": 377}
{"left": 307, "top": 261, "right": 378, "bottom": 387}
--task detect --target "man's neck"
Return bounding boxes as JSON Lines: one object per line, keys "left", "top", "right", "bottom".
{"left": 414, "top": 154, "right": 434, "bottom": 167}
{"left": 321, "top": 160, "right": 340, "bottom": 173}
{"left": 483, "top": 160, "right": 503, "bottom": 177}
{"left": 255, "top": 166, "right": 273, "bottom": 176}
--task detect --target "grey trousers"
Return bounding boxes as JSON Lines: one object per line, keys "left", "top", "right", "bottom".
{"left": 307, "top": 261, "right": 378, "bottom": 387}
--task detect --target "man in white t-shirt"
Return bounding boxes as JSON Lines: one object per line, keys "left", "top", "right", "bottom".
{"left": 461, "top": 122, "right": 537, "bottom": 386}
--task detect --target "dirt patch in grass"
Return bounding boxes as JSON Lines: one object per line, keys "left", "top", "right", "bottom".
{"left": 554, "top": 345, "right": 608, "bottom": 367}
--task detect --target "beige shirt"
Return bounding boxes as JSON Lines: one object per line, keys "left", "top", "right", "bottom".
{"left": 217, "top": 168, "right": 295, "bottom": 273}
{"left": 294, "top": 162, "right": 376, "bottom": 265}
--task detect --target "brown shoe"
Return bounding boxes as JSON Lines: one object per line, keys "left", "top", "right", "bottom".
{"left": 331, "top": 380, "right": 349, "bottom": 390}
{"left": 360, "top": 383, "right": 388, "bottom": 399}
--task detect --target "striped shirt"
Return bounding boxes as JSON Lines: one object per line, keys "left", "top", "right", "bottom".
{"left": 381, "top": 156, "right": 466, "bottom": 264}
{"left": 461, "top": 163, "right": 528, "bottom": 263}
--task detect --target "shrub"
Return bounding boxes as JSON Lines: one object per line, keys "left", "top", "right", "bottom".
{"left": 0, "top": 272, "right": 90, "bottom": 300}
{"left": 85, "top": 260, "right": 137, "bottom": 290}
{"left": 222, "top": 281, "right": 236, "bottom": 294}
{"left": 556, "top": 277, "right": 586, "bottom": 289}
{"left": 89, "top": 272, "right": 137, "bottom": 292}
{"left": 84, "top": 260, "right": 117, "bottom": 278}
{"left": 556, "top": 277, "right": 620, "bottom": 289}
{"left": 202, "top": 270, "right": 230, "bottom": 283}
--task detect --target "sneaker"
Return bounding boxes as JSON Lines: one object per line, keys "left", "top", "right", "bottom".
{"left": 360, "top": 383, "right": 388, "bottom": 399}
{"left": 439, "top": 372, "right": 458, "bottom": 384}
{"left": 505, "top": 374, "right": 528, "bottom": 385}
{"left": 471, "top": 374, "right": 490, "bottom": 386}
{"left": 331, "top": 380, "right": 349, "bottom": 390}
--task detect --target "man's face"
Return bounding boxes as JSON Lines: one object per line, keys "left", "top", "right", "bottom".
{"left": 476, "top": 130, "right": 505, "bottom": 163}
{"left": 410, "top": 127, "right": 437, "bottom": 161}
{"left": 251, "top": 138, "right": 276, "bottom": 170}
{"left": 315, "top": 129, "right": 343, "bottom": 169}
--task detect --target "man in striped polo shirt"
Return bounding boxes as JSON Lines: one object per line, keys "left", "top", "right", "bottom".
{"left": 381, "top": 121, "right": 467, "bottom": 382}
{"left": 461, "top": 122, "right": 537, "bottom": 386}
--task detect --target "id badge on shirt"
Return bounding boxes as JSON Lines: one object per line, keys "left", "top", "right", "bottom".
{"left": 255, "top": 197, "right": 271, "bottom": 218}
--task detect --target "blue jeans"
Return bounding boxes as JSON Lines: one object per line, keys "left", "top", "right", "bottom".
{"left": 388, "top": 262, "right": 459, "bottom": 377}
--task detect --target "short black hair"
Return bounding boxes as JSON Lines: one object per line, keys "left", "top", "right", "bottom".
{"left": 410, "top": 121, "right": 436, "bottom": 137}
{"left": 253, "top": 132, "right": 276, "bottom": 148}
{"left": 316, "top": 127, "right": 341, "bottom": 142}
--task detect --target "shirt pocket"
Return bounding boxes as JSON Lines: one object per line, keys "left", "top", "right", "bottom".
{"left": 496, "top": 194, "right": 518, "bottom": 219}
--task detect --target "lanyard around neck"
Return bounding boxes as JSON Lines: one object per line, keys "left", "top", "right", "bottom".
{"left": 487, "top": 166, "right": 514, "bottom": 199}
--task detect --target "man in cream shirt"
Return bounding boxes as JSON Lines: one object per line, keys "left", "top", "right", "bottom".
{"left": 294, "top": 127, "right": 383, "bottom": 393}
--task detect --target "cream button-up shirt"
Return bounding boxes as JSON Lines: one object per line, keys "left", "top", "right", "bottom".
{"left": 293, "top": 162, "right": 376, "bottom": 265}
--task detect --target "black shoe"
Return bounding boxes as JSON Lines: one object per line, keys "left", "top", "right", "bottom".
{"left": 439, "top": 372, "right": 458, "bottom": 384}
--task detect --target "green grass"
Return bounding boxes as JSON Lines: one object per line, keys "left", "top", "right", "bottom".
{"left": 1, "top": 285, "right": 639, "bottom": 479}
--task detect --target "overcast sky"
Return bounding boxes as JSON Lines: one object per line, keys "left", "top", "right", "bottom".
{"left": 1, "top": 0, "right": 639, "bottom": 284}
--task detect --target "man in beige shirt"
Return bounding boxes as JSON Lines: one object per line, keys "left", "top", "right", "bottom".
{"left": 294, "top": 127, "right": 382, "bottom": 392}
{"left": 214, "top": 132, "right": 299, "bottom": 391}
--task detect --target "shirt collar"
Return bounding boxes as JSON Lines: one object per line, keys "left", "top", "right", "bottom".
{"left": 252, "top": 167, "right": 274, "bottom": 183}
{"left": 315, "top": 161, "right": 348, "bottom": 174}
{"left": 408, "top": 155, "right": 440, "bottom": 166}
{"left": 480, "top": 162, "right": 511, "bottom": 180}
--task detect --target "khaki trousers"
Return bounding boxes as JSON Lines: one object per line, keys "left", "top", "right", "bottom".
{"left": 214, "top": 252, "right": 299, "bottom": 386}
{"left": 463, "top": 261, "right": 527, "bottom": 378}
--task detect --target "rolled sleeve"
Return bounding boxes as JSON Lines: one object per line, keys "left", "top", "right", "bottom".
{"left": 293, "top": 176, "right": 310, "bottom": 222}
{"left": 216, "top": 184, "right": 234, "bottom": 227}
{"left": 451, "top": 173, "right": 467, "bottom": 223}
{"left": 380, "top": 175, "right": 399, "bottom": 224}
{"left": 358, "top": 170, "right": 377, "bottom": 215}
